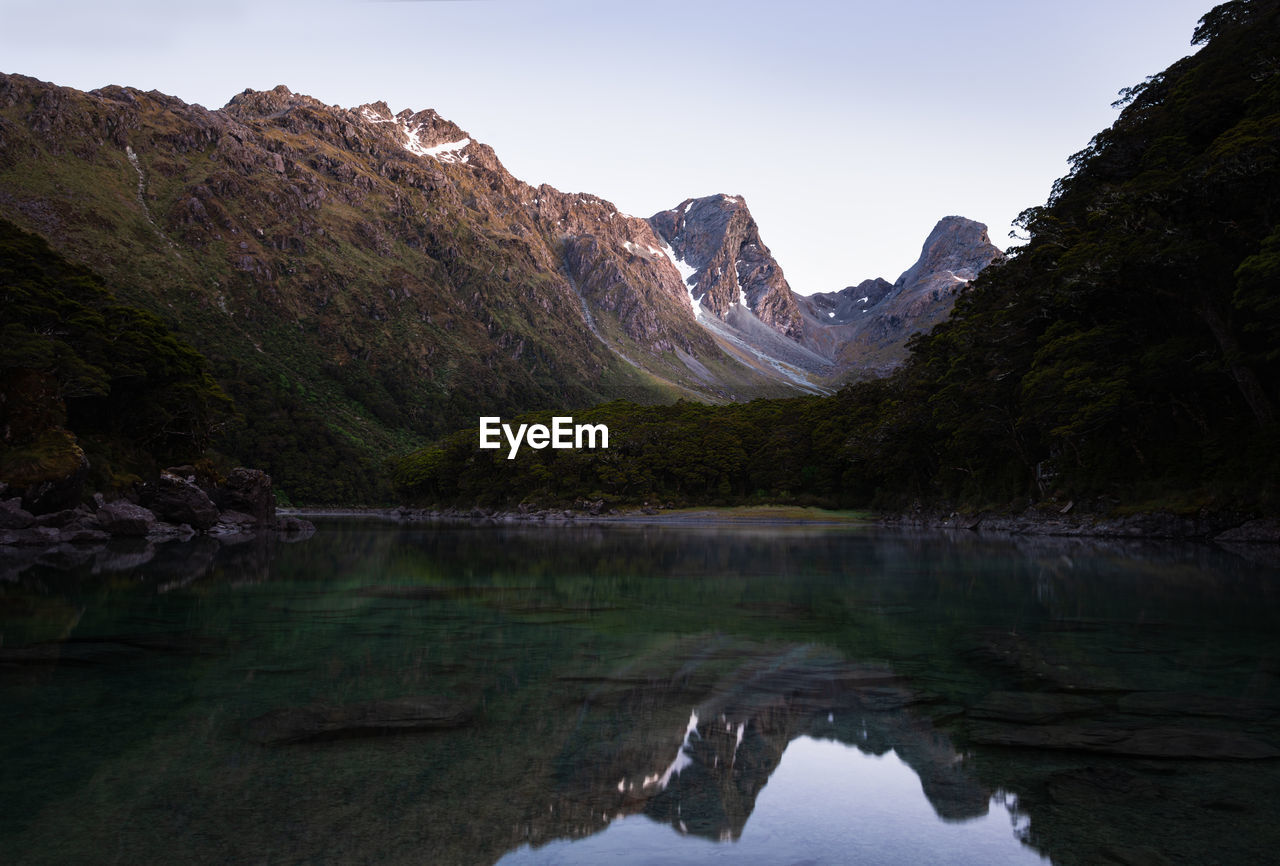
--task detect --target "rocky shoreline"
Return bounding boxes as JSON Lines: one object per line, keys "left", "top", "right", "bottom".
{"left": 282, "top": 499, "right": 629, "bottom": 525}
{"left": 0, "top": 465, "right": 315, "bottom": 549}
{"left": 285, "top": 501, "right": 1280, "bottom": 545}
{"left": 882, "top": 505, "right": 1280, "bottom": 545}
{"left": 11, "top": 473, "right": 1276, "bottom": 558}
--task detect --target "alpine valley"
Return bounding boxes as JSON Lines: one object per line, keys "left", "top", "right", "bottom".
{"left": 0, "top": 72, "right": 998, "bottom": 502}
{"left": 3, "top": 0, "right": 1279, "bottom": 516}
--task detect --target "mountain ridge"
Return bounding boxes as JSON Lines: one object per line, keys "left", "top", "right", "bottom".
{"left": 796, "top": 216, "right": 1005, "bottom": 374}
{"left": 0, "top": 70, "right": 1002, "bottom": 498}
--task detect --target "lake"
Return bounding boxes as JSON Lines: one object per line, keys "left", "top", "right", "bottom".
{"left": 2, "top": 520, "right": 1277, "bottom": 864}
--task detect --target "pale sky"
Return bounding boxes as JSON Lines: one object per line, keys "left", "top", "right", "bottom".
{"left": 1, "top": 0, "right": 1212, "bottom": 293}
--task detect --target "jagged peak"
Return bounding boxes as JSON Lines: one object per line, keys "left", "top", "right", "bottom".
{"left": 357, "top": 100, "right": 394, "bottom": 121}
{"left": 350, "top": 101, "right": 457, "bottom": 132}
{"left": 680, "top": 193, "right": 747, "bottom": 213}
{"left": 917, "top": 216, "right": 999, "bottom": 265}
{"left": 223, "top": 85, "right": 326, "bottom": 116}
{"left": 654, "top": 194, "right": 756, "bottom": 244}
{"left": 345, "top": 100, "right": 473, "bottom": 163}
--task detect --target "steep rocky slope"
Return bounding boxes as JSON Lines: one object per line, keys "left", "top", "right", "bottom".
{"left": 647, "top": 198, "right": 1004, "bottom": 385}
{"left": 649, "top": 194, "right": 804, "bottom": 338}
{"left": 646, "top": 194, "right": 834, "bottom": 392}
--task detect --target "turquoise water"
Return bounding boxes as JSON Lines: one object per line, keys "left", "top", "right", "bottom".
{"left": 1, "top": 522, "right": 1277, "bottom": 864}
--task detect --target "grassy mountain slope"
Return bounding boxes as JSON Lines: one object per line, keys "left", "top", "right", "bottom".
{"left": 0, "top": 78, "right": 743, "bottom": 499}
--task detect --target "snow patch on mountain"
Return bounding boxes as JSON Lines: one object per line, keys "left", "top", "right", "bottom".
{"left": 659, "top": 242, "right": 702, "bottom": 318}
{"left": 360, "top": 106, "right": 394, "bottom": 124}
{"left": 402, "top": 126, "right": 471, "bottom": 163}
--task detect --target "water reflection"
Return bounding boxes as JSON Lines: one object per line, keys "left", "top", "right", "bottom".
{"left": 500, "top": 738, "right": 1042, "bottom": 865}
{"left": 0, "top": 521, "right": 1277, "bottom": 865}
{"left": 531, "top": 636, "right": 998, "bottom": 846}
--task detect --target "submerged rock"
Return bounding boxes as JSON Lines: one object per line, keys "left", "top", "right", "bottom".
{"left": 1116, "top": 691, "right": 1276, "bottom": 720}
{"left": 276, "top": 515, "right": 315, "bottom": 539}
{"left": 244, "top": 695, "right": 476, "bottom": 745}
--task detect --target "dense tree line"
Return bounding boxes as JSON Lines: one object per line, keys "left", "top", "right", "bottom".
{"left": 396, "top": 0, "right": 1280, "bottom": 514}
{"left": 0, "top": 219, "right": 232, "bottom": 490}
{"left": 214, "top": 365, "right": 394, "bottom": 505}
{"left": 393, "top": 399, "right": 854, "bottom": 508}
{"left": 894, "top": 0, "right": 1280, "bottom": 508}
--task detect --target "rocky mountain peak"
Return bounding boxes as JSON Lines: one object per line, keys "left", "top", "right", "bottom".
{"left": 351, "top": 101, "right": 476, "bottom": 165}
{"left": 896, "top": 216, "right": 1001, "bottom": 289}
{"left": 649, "top": 193, "right": 804, "bottom": 339}
{"left": 792, "top": 216, "right": 1005, "bottom": 375}
{"left": 223, "top": 85, "right": 323, "bottom": 117}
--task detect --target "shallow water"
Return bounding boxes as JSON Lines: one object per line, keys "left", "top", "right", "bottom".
{"left": 1, "top": 521, "right": 1277, "bottom": 864}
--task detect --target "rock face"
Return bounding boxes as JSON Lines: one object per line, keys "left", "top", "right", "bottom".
{"left": 0, "top": 499, "right": 34, "bottom": 529}
{"left": 649, "top": 195, "right": 804, "bottom": 339}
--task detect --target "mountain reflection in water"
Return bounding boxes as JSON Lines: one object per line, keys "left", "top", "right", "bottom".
{"left": 0, "top": 521, "right": 1277, "bottom": 865}
{"left": 500, "top": 738, "right": 1039, "bottom": 865}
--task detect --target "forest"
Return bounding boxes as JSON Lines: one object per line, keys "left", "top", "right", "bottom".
{"left": 0, "top": 219, "right": 232, "bottom": 493}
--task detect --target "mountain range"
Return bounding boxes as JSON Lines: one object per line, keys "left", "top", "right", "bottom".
{"left": 3, "top": 0, "right": 1278, "bottom": 516}
{"left": 0, "top": 72, "right": 1001, "bottom": 488}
